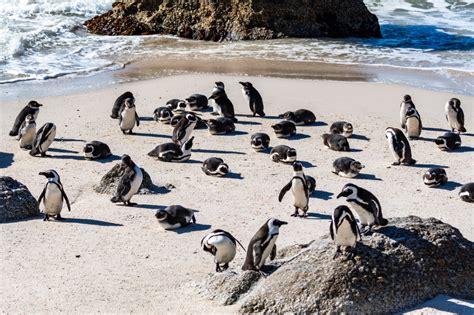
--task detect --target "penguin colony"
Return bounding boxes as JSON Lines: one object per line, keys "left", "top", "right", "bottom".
{"left": 7, "top": 82, "right": 472, "bottom": 272}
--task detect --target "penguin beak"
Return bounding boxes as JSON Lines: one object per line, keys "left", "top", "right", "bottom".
{"left": 238, "top": 81, "right": 245, "bottom": 86}
{"left": 208, "top": 95, "right": 215, "bottom": 100}
{"left": 279, "top": 220, "right": 288, "bottom": 226}
{"left": 336, "top": 191, "right": 347, "bottom": 199}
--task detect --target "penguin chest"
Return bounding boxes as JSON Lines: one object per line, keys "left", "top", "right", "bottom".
{"left": 44, "top": 184, "right": 63, "bottom": 215}
{"left": 120, "top": 109, "right": 136, "bottom": 130}
{"left": 242, "top": 89, "right": 251, "bottom": 103}
{"left": 406, "top": 117, "right": 420, "bottom": 137}
{"left": 158, "top": 220, "right": 181, "bottom": 230}
{"left": 124, "top": 167, "right": 143, "bottom": 201}
{"left": 19, "top": 126, "right": 35, "bottom": 148}
{"left": 40, "top": 128, "right": 56, "bottom": 153}
{"left": 349, "top": 202, "right": 375, "bottom": 226}
{"left": 335, "top": 220, "right": 357, "bottom": 247}
{"left": 292, "top": 179, "right": 307, "bottom": 209}
{"left": 446, "top": 110, "right": 458, "bottom": 129}
{"left": 258, "top": 236, "right": 277, "bottom": 268}
{"left": 213, "top": 237, "right": 237, "bottom": 264}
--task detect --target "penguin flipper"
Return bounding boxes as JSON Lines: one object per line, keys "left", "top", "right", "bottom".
{"left": 458, "top": 109, "right": 465, "bottom": 128}
{"left": 61, "top": 188, "right": 71, "bottom": 211}
{"left": 253, "top": 243, "right": 263, "bottom": 268}
{"left": 278, "top": 182, "right": 292, "bottom": 202}
{"left": 270, "top": 244, "right": 277, "bottom": 261}
{"left": 38, "top": 186, "right": 47, "bottom": 205}
{"left": 329, "top": 222, "right": 335, "bottom": 241}
{"left": 135, "top": 113, "right": 140, "bottom": 127}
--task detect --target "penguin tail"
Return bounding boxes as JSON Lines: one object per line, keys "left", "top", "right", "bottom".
{"left": 434, "top": 139, "right": 443, "bottom": 145}
{"left": 460, "top": 127, "right": 467, "bottom": 133}
{"left": 29, "top": 148, "right": 38, "bottom": 156}
{"left": 231, "top": 117, "right": 238, "bottom": 123}
{"left": 9, "top": 130, "right": 18, "bottom": 137}
{"left": 379, "top": 218, "right": 389, "bottom": 226}
{"left": 408, "top": 159, "right": 417, "bottom": 165}
{"left": 110, "top": 196, "right": 120, "bottom": 203}
{"left": 258, "top": 111, "right": 266, "bottom": 117}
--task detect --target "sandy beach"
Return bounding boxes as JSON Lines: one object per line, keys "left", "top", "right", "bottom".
{"left": 1, "top": 73, "right": 473, "bottom": 313}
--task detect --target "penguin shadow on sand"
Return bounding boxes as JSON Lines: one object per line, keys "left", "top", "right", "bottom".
{"left": 60, "top": 217, "right": 123, "bottom": 227}
{"left": 91, "top": 154, "right": 122, "bottom": 164}
{"left": 449, "top": 146, "right": 474, "bottom": 153}
{"left": 310, "top": 189, "right": 334, "bottom": 201}
{"left": 306, "top": 212, "right": 332, "bottom": 220}
{"left": 432, "top": 181, "right": 463, "bottom": 191}
{"left": 351, "top": 134, "right": 370, "bottom": 141}
{"left": 424, "top": 127, "right": 474, "bottom": 137}
{"left": 306, "top": 121, "right": 329, "bottom": 127}
{"left": 287, "top": 133, "right": 311, "bottom": 141}
{"left": 0, "top": 152, "right": 14, "bottom": 168}
{"left": 131, "top": 132, "right": 172, "bottom": 139}
{"left": 172, "top": 223, "right": 212, "bottom": 235}
{"left": 348, "top": 147, "right": 363, "bottom": 153}
{"left": 300, "top": 160, "right": 316, "bottom": 168}
{"left": 55, "top": 138, "right": 86, "bottom": 143}
{"left": 194, "top": 148, "right": 246, "bottom": 155}
{"left": 236, "top": 114, "right": 279, "bottom": 120}
{"left": 408, "top": 163, "right": 449, "bottom": 169}
{"left": 139, "top": 116, "right": 155, "bottom": 122}
{"left": 225, "top": 172, "right": 244, "bottom": 180}
{"left": 131, "top": 204, "right": 167, "bottom": 210}
{"left": 357, "top": 173, "right": 383, "bottom": 181}
{"left": 235, "top": 120, "right": 262, "bottom": 126}
{"left": 45, "top": 148, "right": 84, "bottom": 160}
{"left": 225, "top": 130, "right": 249, "bottom": 136}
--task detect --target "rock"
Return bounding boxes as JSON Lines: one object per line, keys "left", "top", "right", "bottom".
{"left": 0, "top": 176, "right": 40, "bottom": 222}
{"left": 197, "top": 216, "right": 474, "bottom": 314}
{"left": 85, "top": 0, "right": 381, "bottom": 40}
{"left": 94, "top": 163, "right": 164, "bottom": 195}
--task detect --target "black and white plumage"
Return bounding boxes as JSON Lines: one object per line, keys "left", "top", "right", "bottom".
{"left": 404, "top": 107, "right": 422, "bottom": 140}
{"left": 242, "top": 218, "right": 287, "bottom": 271}
{"left": 330, "top": 205, "right": 361, "bottom": 259}
{"left": 305, "top": 175, "right": 316, "bottom": 195}
{"left": 239, "top": 81, "right": 265, "bottom": 117}
{"left": 435, "top": 132, "right": 462, "bottom": 151}
{"left": 423, "top": 168, "right": 448, "bottom": 187}
{"left": 459, "top": 183, "right": 474, "bottom": 202}
{"left": 278, "top": 109, "right": 316, "bottom": 126}
{"left": 153, "top": 106, "right": 173, "bottom": 124}
{"left": 148, "top": 136, "right": 194, "bottom": 162}
{"left": 400, "top": 94, "right": 416, "bottom": 129}
{"left": 278, "top": 162, "right": 310, "bottom": 218}
{"left": 337, "top": 183, "right": 388, "bottom": 233}
{"left": 9, "top": 100, "right": 42, "bottom": 137}
{"left": 271, "top": 121, "right": 296, "bottom": 138}
{"left": 330, "top": 121, "right": 353, "bottom": 138}
{"left": 385, "top": 127, "right": 416, "bottom": 165}
{"left": 83, "top": 141, "right": 112, "bottom": 160}
{"left": 155, "top": 205, "right": 196, "bottom": 230}
{"left": 202, "top": 157, "right": 229, "bottom": 177}
{"left": 170, "top": 112, "right": 207, "bottom": 129}
{"left": 186, "top": 94, "right": 208, "bottom": 111}
{"left": 111, "top": 91, "right": 134, "bottom": 119}
{"left": 270, "top": 145, "right": 297, "bottom": 164}
{"left": 110, "top": 155, "right": 143, "bottom": 206}
{"left": 206, "top": 117, "right": 235, "bottom": 135}
{"left": 17, "top": 114, "right": 36, "bottom": 150}
{"left": 210, "top": 82, "right": 225, "bottom": 115}
{"left": 250, "top": 133, "right": 270, "bottom": 152}
{"left": 166, "top": 99, "right": 187, "bottom": 112}
{"left": 38, "top": 170, "right": 71, "bottom": 221}
{"left": 321, "top": 133, "right": 350, "bottom": 152}
{"left": 445, "top": 98, "right": 466, "bottom": 133}
{"left": 172, "top": 113, "right": 197, "bottom": 145}
{"left": 201, "top": 229, "right": 245, "bottom": 272}
{"left": 119, "top": 98, "right": 140, "bottom": 134}
{"left": 29, "top": 122, "right": 56, "bottom": 157}
{"left": 332, "top": 157, "right": 365, "bottom": 178}
{"left": 208, "top": 87, "right": 237, "bottom": 122}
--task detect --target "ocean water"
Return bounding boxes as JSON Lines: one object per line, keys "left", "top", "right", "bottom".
{"left": 0, "top": 0, "right": 473, "bottom": 94}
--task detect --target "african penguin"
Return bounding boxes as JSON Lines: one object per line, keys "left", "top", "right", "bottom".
{"left": 155, "top": 205, "right": 196, "bottom": 230}
{"left": 9, "top": 100, "right": 42, "bottom": 137}
{"left": 330, "top": 121, "right": 353, "bottom": 138}
{"left": 210, "top": 81, "right": 225, "bottom": 115}
{"left": 278, "top": 109, "right": 316, "bottom": 126}
{"left": 153, "top": 106, "right": 173, "bottom": 124}
{"left": 201, "top": 229, "right": 245, "bottom": 272}
{"left": 385, "top": 127, "right": 416, "bottom": 165}
{"left": 250, "top": 133, "right": 270, "bottom": 152}
{"left": 38, "top": 170, "right": 71, "bottom": 221}
{"left": 332, "top": 157, "right": 365, "bottom": 178}
{"left": 110, "top": 155, "right": 143, "bottom": 206}
{"left": 166, "top": 99, "right": 187, "bottom": 112}
{"left": 172, "top": 113, "right": 197, "bottom": 145}
{"left": 305, "top": 175, "right": 316, "bottom": 195}
{"left": 186, "top": 94, "right": 208, "bottom": 111}
{"left": 202, "top": 157, "right": 229, "bottom": 177}
{"left": 278, "top": 162, "right": 310, "bottom": 218}
{"left": 271, "top": 121, "right": 296, "bottom": 138}
{"left": 119, "top": 97, "right": 140, "bottom": 134}
{"left": 239, "top": 81, "right": 265, "bottom": 117}
{"left": 423, "top": 168, "right": 448, "bottom": 187}
{"left": 83, "top": 141, "right": 112, "bottom": 160}
{"left": 321, "top": 133, "right": 350, "bottom": 152}
{"left": 459, "top": 183, "right": 474, "bottom": 202}
{"left": 330, "top": 205, "right": 361, "bottom": 259}
{"left": 17, "top": 114, "right": 36, "bottom": 150}
{"left": 242, "top": 218, "right": 287, "bottom": 271}
{"left": 206, "top": 117, "right": 236, "bottom": 135}
{"left": 148, "top": 137, "right": 194, "bottom": 162}
{"left": 170, "top": 112, "right": 207, "bottom": 129}
{"left": 270, "top": 145, "right": 297, "bottom": 164}
{"left": 404, "top": 107, "right": 422, "bottom": 140}
{"left": 445, "top": 98, "right": 466, "bottom": 133}
{"left": 29, "top": 122, "right": 56, "bottom": 157}
{"left": 400, "top": 94, "right": 416, "bottom": 129}
{"left": 435, "top": 132, "right": 461, "bottom": 151}
{"left": 208, "top": 87, "right": 237, "bottom": 122}
{"left": 111, "top": 91, "right": 134, "bottom": 119}
{"left": 337, "top": 183, "right": 388, "bottom": 233}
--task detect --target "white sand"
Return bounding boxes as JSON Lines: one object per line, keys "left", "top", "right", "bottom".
{"left": 1, "top": 74, "right": 473, "bottom": 313}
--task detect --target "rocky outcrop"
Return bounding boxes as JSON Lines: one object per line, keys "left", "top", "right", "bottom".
{"left": 85, "top": 0, "right": 381, "bottom": 40}
{"left": 196, "top": 216, "right": 474, "bottom": 314}
{"left": 0, "top": 177, "right": 40, "bottom": 222}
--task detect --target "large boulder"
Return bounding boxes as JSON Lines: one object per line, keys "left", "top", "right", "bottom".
{"left": 196, "top": 216, "right": 474, "bottom": 313}
{"left": 0, "top": 177, "right": 40, "bottom": 222}
{"left": 85, "top": 0, "right": 381, "bottom": 40}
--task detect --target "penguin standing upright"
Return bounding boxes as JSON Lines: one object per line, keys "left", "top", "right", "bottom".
{"left": 400, "top": 95, "right": 415, "bottom": 129}
{"left": 9, "top": 100, "right": 42, "bottom": 137}
{"left": 278, "top": 162, "right": 310, "bottom": 218}
{"left": 404, "top": 107, "right": 422, "bottom": 140}
{"left": 201, "top": 229, "right": 245, "bottom": 272}
{"left": 385, "top": 127, "right": 416, "bottom": 165}
{"left": 38, "top": 170, "right": 71, "bottom": 221}
{"left": 29, "top": 123, "right": 56, "bottom": 157}
{"left": 17, "top": 114, "right": 36, "bottom": 150}
{"left": 337, "top": 183, "right": 388, "bottom": 233}
{"left": 242, "top": 218, "right": 287, "bottom": 271}
{"left": 172, "top": 113, "right": 197, "bottom": 145}
{"left": 239, "top": 81, "right": 265, "bottom": 117}
{"left": 445, "top": 98, "right": 466, "bottom": 133}
{"left": 330, "top": 205, "right": 361, "bottom": 259}
{"left": 208, "top": 87, "right": 237, "bottom": 122}
{"left": 119, "top": 98, "right": 140, "bottom": 134}
{"left": 111, "top": 91, "right": 134, "bottom": 119}
{"left": 110, "top": 155, "right": 143, "bottom": 206}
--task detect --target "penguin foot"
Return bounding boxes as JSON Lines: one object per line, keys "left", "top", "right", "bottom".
{"left": 215, "top": 264, "right": 222, "bottom": 272}
{"left": 55, "top": 215, "right": 65, "bottom": 221}
{"left": 110, "top": 114, "right": 118, "bottom": 119}
{"left": 392, "top": 162, "right": 401, "bottom": 166}
{"left": 222, "top": 263, "right": 229, "bottom": 271}
{"left": 125, "top": 202, "right": 137, "bottom": 207}
{"left": 43, "top": 214, "right": 50, "bottom": 221}
{"left": 346, "top": 251, "right": 356, "bottom": 261}
{"left": 299, "top": 213, "right": 308, "bottom": 218}
{"left": 333, "top": 249, "right": 342, "bottom": 260}
{"left": 290, "top": 213, "right": 298, "bottom": 217}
